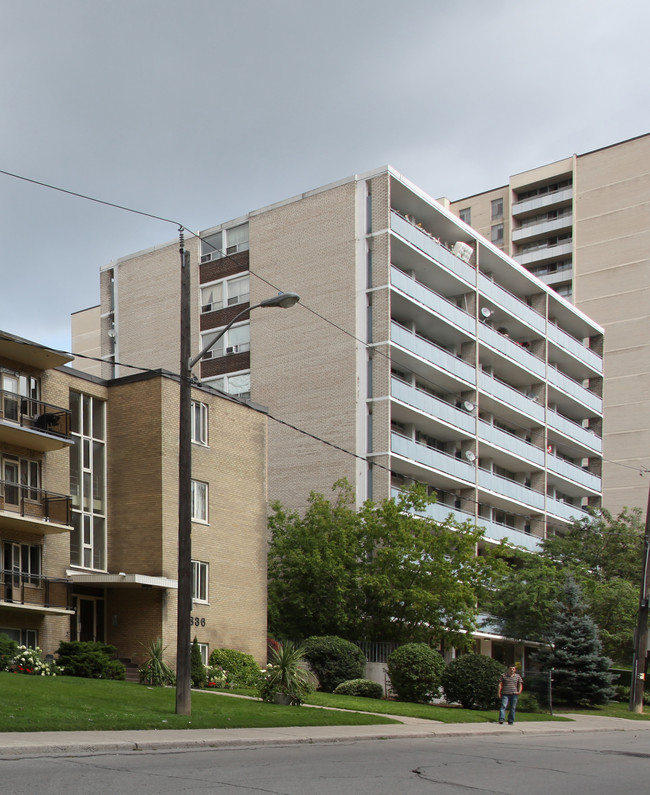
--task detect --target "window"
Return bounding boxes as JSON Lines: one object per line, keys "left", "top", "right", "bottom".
{"left": 191, "top": 401, "right": 208, "bottom": 446}
{"left": 201, "top": 274, "right": 250, "bottom": 313}
{"left": 459, "top": 207, "right": 471, "bottom": 225}
{"left": 191, "top": 480, "right": 208, "bottom": 523}
{"left": 69, "top": 392, "right": 106, "bottom": 570}
{"left": 197, "top": 642, "right": 209, "bottom": 665}
{"left": 192, "top": 560, "right": 208, "bottom": 602}
{"left": 491, "top": 198, "right": 503, "bottom": 220}
{"left": 0, "top": 627, "right": 37, "bottom": 648}
{"left": 200, "top": 322, "right": 250, "bottom": 360}
{"left": 200, "top": 223, "right": 249, "bottom": 262}
{"left": 491, "top": 223, "right": 504, "bottom": 246}
{"left": 207, "top": 371, "right": 251, "bottom": 400}
{"left": 2, "top": 542, "right": 41, "bottom": 586}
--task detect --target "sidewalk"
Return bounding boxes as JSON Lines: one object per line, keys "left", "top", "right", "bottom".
{"left": 0, "top": 713, "right": 648, "bottom": 758}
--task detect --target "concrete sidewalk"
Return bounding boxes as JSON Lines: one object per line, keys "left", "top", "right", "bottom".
{"left": 0, "top": 713, "right": 648, "bottom": 758}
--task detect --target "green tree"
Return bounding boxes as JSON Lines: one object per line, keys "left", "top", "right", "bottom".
{"left": 486, "top": 507, "right": 643, "bottom": 663}
{"left": 191, "top": 637, "right": 205, "bottom": 688}
{"left": 535, "top": 574, "right": 614, "bottom": 706}
{"left": 268, "top": 480, "right": 498, "bottom": 645}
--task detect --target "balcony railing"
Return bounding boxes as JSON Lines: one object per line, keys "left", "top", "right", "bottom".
{"left": 390, "top": 211, "right": 477, "bottom": 286}
{"left": 391, "top": 433, "right": 477, "bottom": 483}
{"left": 0, "top": 391, "right": 72, "bottom": 439}
{"left": 391, "top": 267, "right": 475, "bottom": 335}
{"left": 478, "top": 420, "right": 545, "bottom": 467}
{"left": 0, "top": 480, "right": 72, "bottom": 531}
{"left": 478, "top": 469, "right": 545, "bottom": 511}
{"left": 478, "top": 370, "right": 545, "bottom": 422}
{"left": 547, "top": 410, "right": 602, "bottom": 454}
{"left": 0, "top": 569, "right": 73, "bottom": 613}
{"left": 390, "top": 378, "right": 475, "bottom": 434}
{"left": 547, "top": 322, "right": 602, "bottom": 373}
{"left": 547, "top": 366, "right": 602, "bottom": 413}
{"left": 477, "top": 274, "right": 546, "bottom": 334}
{"left": 391, "top": 322, "right": 476, "bottom": 386}
{"left": 479, "top": 324, "right": 546, "bottom": 379}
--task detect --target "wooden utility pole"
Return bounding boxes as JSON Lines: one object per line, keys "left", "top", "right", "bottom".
{"left": 630, "top": 483, "right": 650, "bottom": 713}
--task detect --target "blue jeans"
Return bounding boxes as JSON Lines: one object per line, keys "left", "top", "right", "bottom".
{"left": 499, "top": 693, "right": 518, "bottom": 724}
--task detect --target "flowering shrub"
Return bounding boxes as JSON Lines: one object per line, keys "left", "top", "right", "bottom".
{"left": 11, "top": 646, "right": 59, "bottom": 676}
{"left": 205, "top": 665, "right": 229, "bottom": 689}
{"left": 258, "top": 642, "right": 316, "bottom": 705}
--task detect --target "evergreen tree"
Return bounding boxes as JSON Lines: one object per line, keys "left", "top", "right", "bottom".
{"left": 191, "top": 636, "right": 205, "bottom": 688}
{"left": 535, "top": 574, "right": 614, "bottom": 706}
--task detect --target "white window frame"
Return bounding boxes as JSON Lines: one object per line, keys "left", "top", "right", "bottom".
{"left": 200, "top": 322, "right": 250, "bottom": 360}
{"left": 200, "top": 274, "right": 250, "bottom": 314}
{"left": 192, "top": 560, "right": 209, "bottom": 603}
{"left": 204, "top": 370, "right": 251, "bottom": 400}
{"left": 191, "top": 480, "right": 208, "bottom": 524}
{"left": 191, "top": 401, "right": 209, "bottom": 446}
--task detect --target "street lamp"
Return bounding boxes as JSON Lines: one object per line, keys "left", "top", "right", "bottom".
{"left": 176, "top": 244, "right": 299, "bottom": 715}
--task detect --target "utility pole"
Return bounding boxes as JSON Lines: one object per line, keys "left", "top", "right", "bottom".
{"left": 176, "top": 237, "right": 192, "bottom": 715}
{"left": 630, "top": 482, "right": 650, "bottom": 713}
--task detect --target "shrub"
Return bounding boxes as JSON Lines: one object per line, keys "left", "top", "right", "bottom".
{"left": 55, "top": 641, "right": 125, "bottom": 680}
{"left": 139, "top": 638, "right": 175, "bottom": 686}
{"left": 10, "top": 645, "right": 59, "bottom": 676}
{"left": 333, "top": 678, "right": 384, "bottom": 699}
{"left": 387, "top": 643, "right": 444, "bottom": 703}
{"left": 191, "top": 637, "right": 206, "bottom": 688}
{"left": 0, "top": 633, "right": 18, "bottom": 671}
{"left": 302, "top": 636, "right": 365, "bottom": 692}
{"left": 517, "top": 692, "right": 540, "bottom": 713}
{"left": 208, "top": 648, "right": 260, "bottom": 688}
{"left": 205, "top": 665, "right": 228, "bottom": 689}
{"left": 258, "top": 641, "right": 316, "bottom": 705}
{"left": 441, "top": 654, "right": 504, "bottom": 709}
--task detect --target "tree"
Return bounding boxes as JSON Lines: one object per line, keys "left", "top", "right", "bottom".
{"left": 268, "top": 480, "right": 498, "bottom": 645}
{"left": 486, "top": 507, "right": 643, "bottom": 663}
{"left": 191, "top": 636, "right": 205, "bottom": 688}
{"left": 535, "top": 574, "right": 614, "bottom": 706}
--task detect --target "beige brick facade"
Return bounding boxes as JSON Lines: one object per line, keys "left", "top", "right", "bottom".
{"left": 0, "top": 332, "right": 269, "bottom": 667}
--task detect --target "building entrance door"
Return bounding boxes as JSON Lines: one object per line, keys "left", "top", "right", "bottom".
{"left": 73, "top": 595, "right": 105, "bottom": 642}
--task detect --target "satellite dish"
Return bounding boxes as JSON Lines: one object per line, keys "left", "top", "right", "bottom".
{"left": 462, "top": 401, "right": 475, "bottom": 413}
{"left": 480, "top": 307, "right": 493, "bottom": 319}
{"left": 465, "top": 450, "right": 476, "bottom": 463}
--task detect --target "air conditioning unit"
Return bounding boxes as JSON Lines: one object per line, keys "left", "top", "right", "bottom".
{"left": 200, "top": 253, "right": 213, "bottom": 264}
{"left": 226, "top": 345, "right": 240, "bottom": 355}
{"left": 452, "top": 241, "right": 474, "bottom": 263}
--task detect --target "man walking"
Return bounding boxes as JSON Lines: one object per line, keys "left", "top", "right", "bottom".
{"left": 498, "top": 665, "right": 523, "bottom": 725}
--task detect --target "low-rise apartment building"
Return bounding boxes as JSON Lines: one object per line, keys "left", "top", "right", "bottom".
{"left": 0, "top": 330, "right": 269, "bottom": 666}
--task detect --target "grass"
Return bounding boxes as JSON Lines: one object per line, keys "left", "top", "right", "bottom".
{"left": 554, "top": 701, "right": 650, "bottom": 721}
{"left": 0, "top": 673, "right": 397, "bottom": 733}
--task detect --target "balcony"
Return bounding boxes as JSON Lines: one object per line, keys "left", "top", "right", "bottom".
{"left": 478, "top": 371, "right": 545, "bottom": 422}
{"left": 514, "top": 241, "right": 573, "bottom": 267}
{"left": 0, "top": 571, "right": 73, "bottom": 615}
{"left": 547, "top": 366, "right": 602, "bottom": 414}
{"left": 479, "top": 324, "right": 546, "bottom": 379}
{"left": 478, "top": 274, "right": 546, "bottom": 334}
{"left": 479, "top": 517, "right": 542, "bottom": 552}
{"left": 547, "top": 410, "right": 602, "bottom": 454}
{"left": 390, "top": 378, "right": 475, "bottom": 435}
{"left": 390, "top": 322, "right": 476, "bottom": 387}
{"left": 391, "top": 267, "right": 475, "bottom": 335}
{"left": 0, "top": 481, "right": 72, "bottom": 535}
{"left": 546, "top": 455, "right": 601, "bottom": 493}
{"left": 391, "top": 432, "right": 476, "bottom": 484}
{"left": 546, "top": 496, "right": 588, "bottom": 523}
{"left": 478, "top": 469, "right": 545, "bottom": 511}
{"left": 511, "top": 187, "right": 573, "bottom": 216}
{"left": 512, "top": 214, "right": 573, "bottom": 243}
{"left": 478, "top": 420, "right": 545, "bottom": 468}
{"left": 0, "top": 392, "right": 72, "bottom": 452}
{"left": 390, "top": 211, "right": 476, "bottom": 286}
{"left": 547, "top": 322, "right": 602, "bottom": 373}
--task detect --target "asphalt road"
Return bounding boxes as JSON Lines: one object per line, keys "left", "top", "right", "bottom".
{"left": 1, "top": 729, "right": 649, "bottom": 794}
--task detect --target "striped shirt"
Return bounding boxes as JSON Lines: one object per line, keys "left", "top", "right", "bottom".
{"left": 499, "top": 672, "right": 523, "bottom": 695}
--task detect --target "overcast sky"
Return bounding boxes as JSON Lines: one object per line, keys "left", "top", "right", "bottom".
{"left": 2, "top": 0, "right": 649, "bottom": 352}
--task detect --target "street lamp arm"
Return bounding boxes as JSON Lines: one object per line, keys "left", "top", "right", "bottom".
{"left": 188, "top": 292, "right": 300, "bottom": 371}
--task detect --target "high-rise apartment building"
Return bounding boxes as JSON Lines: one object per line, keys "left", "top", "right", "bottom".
{"left": 446, "top": 133, "right": 650, "bottom": 513}
{"left": 74, "top": 166, "right": 604, "bottom": 561}
{"left": 0, "top": 330, "right": 269, "bottom": 666}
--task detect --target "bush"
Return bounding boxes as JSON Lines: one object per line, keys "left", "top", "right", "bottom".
{"left": 10, "top": 645, "right": 59, "bottom": 676}
{"left": 441, "top": 654, "right": 504, "bottom": 709}
{"left": 387, "top": 643, "right": 444, "bottom": 703}
{"left": 302, "top": 636, "right": 365, "bottom": 693}
{"left": 333, "top": 678, "right": 384, "bottom": 699}
{"left": 208, "top": 648, "right": 260, "bottom": 688}
{"left": 55, "top": 641, "right": 125, "bottom": 680}
{"left": 258, "top": 641, "right": 316, "bottom": 705}
{"left": 138, "top": 638, "right": 175, "bottom": 686}
{"left": 0, "top": 633, "right": 18, "bottom": 671}
{"left": 516, "top": 692, "right": 540, "bottom": 713}
{"left": 191, "top": 637, "right": 206, "bottom": 688}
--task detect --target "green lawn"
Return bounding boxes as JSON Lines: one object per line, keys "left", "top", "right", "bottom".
{"left": 0, "top": 673, "right": 397, "bottom": 732}
{"left": 554, "top": 701, "right": 650, "bottom": 721}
